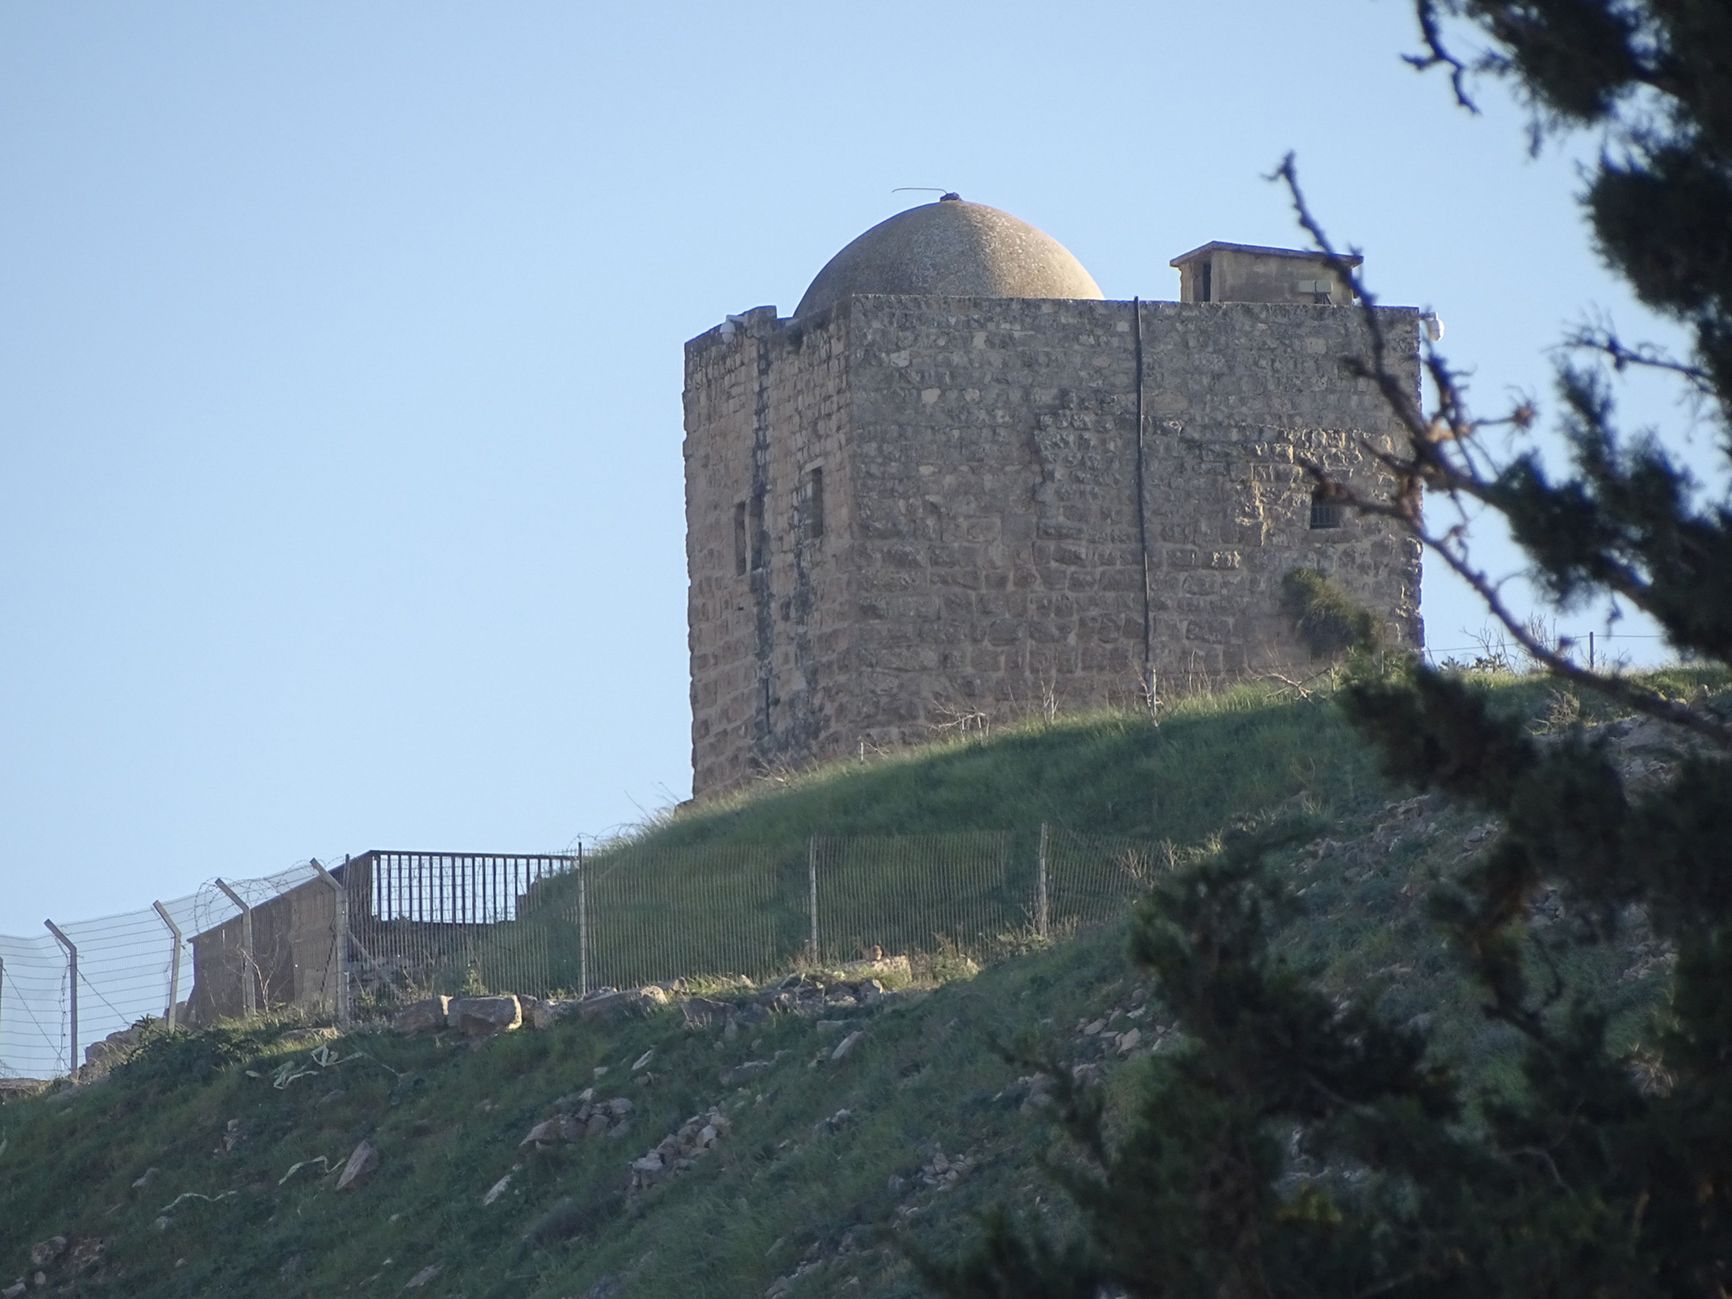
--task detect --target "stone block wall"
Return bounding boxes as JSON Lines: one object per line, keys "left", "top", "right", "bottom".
{"left": 684, "top": 294, "right": 1421, "bottom": 796}
{"left": 685, "top": 306, "right": 857, "bottom": 794}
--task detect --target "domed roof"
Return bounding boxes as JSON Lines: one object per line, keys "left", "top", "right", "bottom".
{"left": 793, "top": 197, "right": 1104, "bottom": 319}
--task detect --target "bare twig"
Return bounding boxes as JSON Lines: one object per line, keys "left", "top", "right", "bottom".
{"left": 1270, "top": 157, "right": 1732, "bottom": 753}
{"left": 1404, "top": 0, "right": 1481, "bottom": 111}
{"left": 1561, "top": 323, "right": 1718, "bottom": 400}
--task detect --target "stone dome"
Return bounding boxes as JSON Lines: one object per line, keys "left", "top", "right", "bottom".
{"left": 793, "top": 197, "right": 1104, "bottom": 319}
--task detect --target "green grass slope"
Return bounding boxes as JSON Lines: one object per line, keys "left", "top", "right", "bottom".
{"left": 0, "top": 674, "right": 1707, "bottom": 1299}
{"left": 471, "top": 685, "right": 1396, "bottom": 994}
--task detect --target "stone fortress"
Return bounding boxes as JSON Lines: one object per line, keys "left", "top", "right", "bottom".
{"left": 683, "top": 195, "right": 1422, "bottom": 796}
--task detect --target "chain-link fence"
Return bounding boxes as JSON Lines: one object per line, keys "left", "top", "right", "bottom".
{"left": 0, "top": 827, "right": 1169, "bottom": 1080}
{"left": 0, "top": 861, "right": 335, "bottom": 1081}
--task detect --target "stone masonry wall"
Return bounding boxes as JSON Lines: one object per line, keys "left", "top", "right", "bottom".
{"left": 685, "top": 306, "right": 857, "bottom": 795}
{"left": 685, "top": 294, "right": 1421, "bottom": 796}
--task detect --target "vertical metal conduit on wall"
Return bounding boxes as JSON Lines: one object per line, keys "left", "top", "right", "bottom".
{"left": 1132, "top": 298, "right": 1155, "bottom": 702}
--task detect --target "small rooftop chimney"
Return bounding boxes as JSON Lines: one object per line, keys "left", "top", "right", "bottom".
{"left": 1169, "top": 241, "right": 1362, "bottom": 305}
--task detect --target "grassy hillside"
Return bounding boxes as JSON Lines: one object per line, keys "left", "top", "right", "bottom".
{"left": 474, "top": 684, "right": 1398, "bottom": 995}
{"left": 0, "top": 672, "right": 1709, "bottom": 1299}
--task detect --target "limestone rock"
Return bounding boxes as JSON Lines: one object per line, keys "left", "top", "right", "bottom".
{"left": 720, "top": 1059, "right": 773, "bottom": 1087}
{"left": 835, "top": 954, "right": 912, "bottom": 983}
{"left": 336, "top": 1139, "right": 380, "bottom": 1191}
{"left": 630, "top": 1107, "right": 729, "bottom": 1189}
{"left": 2, "top": 1280, "right": 23, "bottom": 1298}
{"left": 481, "top": 1172, "right": 513, "bottom": 1206}
{"left": 831, "top": 1030, "right": 865, "bottom": 1063}
{"left": 27, "top": 1238, "right": 65, "bottom": 1270}
{"left": 575, "top": 987, "right": 663, "bottom": 1024}
{"left": 64, "top": 1239, "right": 104, "bottom": 1276}
{"left": 813, "top": 1108, "right": 853, "bottom": 1136}
{"left": 519, "top": 1119, "right": 564, "bottom": 1148}
{"left": 526, "top": 997, "right": 580, "bottom": 1029}
{"left": 404, "top": 1263, "right": 442, "bottom": 1289}
{"left": 552, "top": 1087, "right": 594, "bottom": 1113}
{"left": 680, "top": 996, "right": 731, "bottom": 1028}
{"left": 391, "top": 996, "right": 450, "bottom": 1034}
{"left": 448, "top": 994, "right": 522, "bottom": 1036}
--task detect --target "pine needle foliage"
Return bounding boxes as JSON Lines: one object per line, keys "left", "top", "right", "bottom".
{"left": 923, "top": 2, "right": 1732, "bottom": 1295}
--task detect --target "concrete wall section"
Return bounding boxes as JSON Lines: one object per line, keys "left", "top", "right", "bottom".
{"left": 187, "top": 876, "right": 339, "bottom": 1023}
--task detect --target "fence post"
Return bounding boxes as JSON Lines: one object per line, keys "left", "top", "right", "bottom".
{"left": 44, "top": 920, "right": 77, "bottom": 1076}
{"left": 308, "top": 859, "right": 351, "bottom": 1028}
{"left": 1036, "top": 823, "right": 1051, "bottom": 941}
{"left": 807, "top": 837, "right": 820, "bottom": 964}
{"left": 577, "top": 842, "right": 589, "bottom": 998}
{"left": 212, "top": 878, "right": 257, "bottom": 1017}
{"left": 151, "top": 901, "right": 184, "bottom": 1029}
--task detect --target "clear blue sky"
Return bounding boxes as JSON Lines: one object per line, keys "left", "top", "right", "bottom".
{"left": 0, "top": 1, "right": 1689, "bottom": 934}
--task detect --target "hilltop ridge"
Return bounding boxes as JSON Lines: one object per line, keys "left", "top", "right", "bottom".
{"left": 0, "top": 673, "right": 1705, "bottom": 1299}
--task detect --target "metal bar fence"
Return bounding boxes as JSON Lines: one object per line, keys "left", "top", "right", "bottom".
{"left": 1044, "top": 829, "right": 1174, "bottom": 934}
{"left": 811, "top": 831, "right": 1029, "bottom": 965}
{"left": 341, "top": 851, "right": 581, "bottom": 1005}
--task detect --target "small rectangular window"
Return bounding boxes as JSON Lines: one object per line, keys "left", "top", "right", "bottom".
{"left": 749, "top": 495, "right": 765, "bottom": 570}
{"left": 1310, "top": 484, "right": 1345, "bottom": 530}
{"left": 1198, "top": 259, "right": 1213, "bottom": 303}
{"left": 733, "top": 503, "right": 748, "bottom": 575}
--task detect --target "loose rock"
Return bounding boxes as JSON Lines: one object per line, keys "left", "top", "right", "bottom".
{"left": 27, "top": 1239, "right": 65, "bottom": 1270}
{"left": 720, "top": 1059, "right": 773, "bottom": 1087}
{"left": 336, "top": 1139, "right": 380, "bottom": 1191}
{"left": 448, "top": 995, "right": 522, "bottom": 1036}
{"left": 391, "top": 996, "right": 450, "bottom": 1034}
